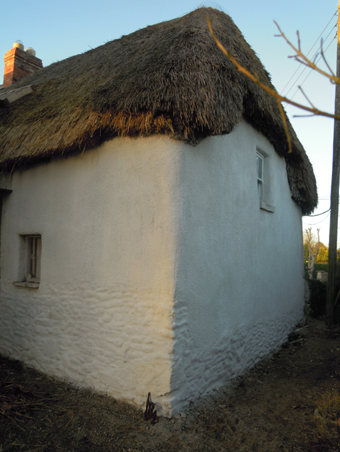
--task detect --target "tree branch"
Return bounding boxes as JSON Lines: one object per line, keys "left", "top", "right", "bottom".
{"left": 207, "top": 17, "right": 340, "bottom": 126}
{"left": 274, "top": 21, "right": 340, "bottom": 85}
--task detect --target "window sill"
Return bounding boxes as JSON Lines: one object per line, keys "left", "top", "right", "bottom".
{"left": 13, "top": 281, "right": 40, "bottom": 289}
{"left": 260, "top": 202, "right": 275, "bottom": 213}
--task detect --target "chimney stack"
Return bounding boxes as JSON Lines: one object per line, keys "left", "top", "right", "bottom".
{"left": 3, "top": 41, "right": 43, "bottom": 87}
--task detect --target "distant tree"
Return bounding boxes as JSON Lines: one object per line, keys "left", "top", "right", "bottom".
{"left": 316, "top": 245, "right": 329, "bottom": 263}
{"left": 305, "top": 228, "right": 320, "bottom": 279}
{"left": 303, "top": 243, "right": 309, "bottom": 262}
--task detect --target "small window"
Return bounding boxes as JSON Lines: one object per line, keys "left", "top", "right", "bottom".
{"left": 256, "top": 149, "right": 275, "bottom": 213}
{"left": 256, "top": 151, "right": 264, "bottom": 202}
{"left": 14, "top": 234, "right": 42, "bottom": 288}
{"left": 25, "top": 235, "right": 42, "bottom": 282}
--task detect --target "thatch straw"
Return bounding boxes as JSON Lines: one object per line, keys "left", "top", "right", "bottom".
{"left": 0, "top": 7, "right": 317, "bottom": 214}
{"left": 0, "top": 380, "right": 46, "bottom": 429}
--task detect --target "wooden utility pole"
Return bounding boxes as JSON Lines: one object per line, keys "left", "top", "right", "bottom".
{"left": 326, "top": 1, "right": 340, "bottom": 327}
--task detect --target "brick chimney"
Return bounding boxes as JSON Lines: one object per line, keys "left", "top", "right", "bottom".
{"left": 3, "top": 41, "right": 43, "bottom": 87}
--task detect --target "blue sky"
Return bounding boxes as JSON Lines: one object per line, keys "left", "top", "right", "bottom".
{"left": 0, "top": 0, "right": 338, "bottom": 245}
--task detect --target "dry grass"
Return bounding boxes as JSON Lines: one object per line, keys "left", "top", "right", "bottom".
{"left": 0, "top": 379, "right": 48, "bottom": 430}
{"left": 315, "top": 390, "right": 340, "bottom": 442}
{"left": 1, "top": 318, "right": 340, "bottom": 451}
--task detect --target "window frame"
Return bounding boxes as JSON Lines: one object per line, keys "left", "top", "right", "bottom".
{"left": 24, "top": 235, "right": 41, "bottom": 283}
{"left": 256, "top": 151, "right": 264, "bottom": 202}
{"left": 14, "top": 234, "right": 42, "bottom": 289}
{"left": 256, "top": 149, "right": 275, "bottom": 213}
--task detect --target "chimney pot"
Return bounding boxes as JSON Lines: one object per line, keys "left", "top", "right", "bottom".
{"left": 13, "top": 40, "right": 24, "bottom": 50}
{"left": 26, "top": 48, "right": 36, "bottom": 57}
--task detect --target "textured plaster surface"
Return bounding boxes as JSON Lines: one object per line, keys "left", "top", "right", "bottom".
{"left": 0, "top": 122, "right": 304, "bottom": 416}
{"left": 0, "top": 136, "right": 180, "bottom": 415}
{"left": 171, "top": 120, "right": 304, "bottom": 413}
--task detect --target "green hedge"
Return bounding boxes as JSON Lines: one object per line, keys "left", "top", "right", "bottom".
{"left": 314, "top": 263, "right": 328, "bottom": 272}
{"left": 304, "top": 263, "right": 328, "bottom": 279}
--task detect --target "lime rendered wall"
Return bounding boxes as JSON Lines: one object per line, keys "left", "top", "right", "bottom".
{"left": 0, "top": 136, "right": 180, "bottom": 415}
{"left": 171, "top": 120, "right": 304, "bottom": 413}
{"left": 0, "top": 123, "right": 304, "bottom": 416}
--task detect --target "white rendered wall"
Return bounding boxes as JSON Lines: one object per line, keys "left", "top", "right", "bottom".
{"left": 171, "top": 120, "right": 304, "bottom": 413}
{"left": 0, "top": 136, "right": 181, "bottom": 415}
{"left": 0, "top": 122, "right": 304, "bottom": 416}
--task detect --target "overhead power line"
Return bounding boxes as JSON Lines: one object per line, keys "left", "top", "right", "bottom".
{"left": 307, "top": 207, "right": 331, "bottom": 217}
{"left": 289, "top": 30, "right": 337, "bottom": 100}
{"left": 303, "top": 212, "right": 331, "bottom": 226}
{"left": 281, "top": 10, "right": 338, "bottom": 97}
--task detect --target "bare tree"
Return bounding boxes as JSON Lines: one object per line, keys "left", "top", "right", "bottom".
{"left": 305, "top": 228, "right": 321, "bottom": 279}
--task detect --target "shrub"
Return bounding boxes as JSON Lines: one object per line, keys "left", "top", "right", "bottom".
{"left": 308, "top": 279, "right": 327, "bottom": 318}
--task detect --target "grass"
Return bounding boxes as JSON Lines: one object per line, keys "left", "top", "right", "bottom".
{"left": 315, "top": 390, "right": 340, "bottom": 443}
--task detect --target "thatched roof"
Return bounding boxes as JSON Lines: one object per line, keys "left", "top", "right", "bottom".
{"left": 0, "top": 7, "right": 317, "bottom": 214}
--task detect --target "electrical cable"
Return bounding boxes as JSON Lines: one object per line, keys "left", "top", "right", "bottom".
{"left": 307, "top": 207, "right": 331, "bottom": 217}
{"left": 282, "top": 11, "right": 337, "bottom": 95}
{"left": 289, "top": 32, "right": 337, "bottom": 101}
{"left": 285, "top": 27, "right": 337, "bottom": 100}
{"left": 303, "top": 212, "right": 330, "bottom": 226}
{"left": 281, "top": 10, "right": 337, "bottom": 97}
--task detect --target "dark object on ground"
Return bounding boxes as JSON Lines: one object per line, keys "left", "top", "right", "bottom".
{"left": 144, "top": 392, "right": 158, "bottom": 424}
{"left": 308, "top": 279, "right": 327, "bottom": 318}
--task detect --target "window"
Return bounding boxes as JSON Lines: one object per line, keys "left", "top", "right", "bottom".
{"left": 14, "top": 234, "right": 41, "bottom": 288}
{"left": 256, "top": 149, "right": 275, "bottom": 213}
{"left": 25, "top": 235, "right": 41, "bottom": 282}
{"left": 256, "top": 151, "right": 264, "bottom": 202}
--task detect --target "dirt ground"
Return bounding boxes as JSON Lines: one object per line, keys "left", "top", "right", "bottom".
{"left": 1, "top": 317, "right": 340, "bottom": 452}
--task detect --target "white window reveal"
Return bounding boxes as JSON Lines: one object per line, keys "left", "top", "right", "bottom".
{"left": 25, "top": 235, "right": 41, "bottom": 282}
{"left": 256, "top": 149, "right": 275, "bottom": 213}
{"left": 14, "top": 234, "right": 42, "bottom": 289}
{"left": 256, "top": 151, "right": 264, "bottom": 202}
